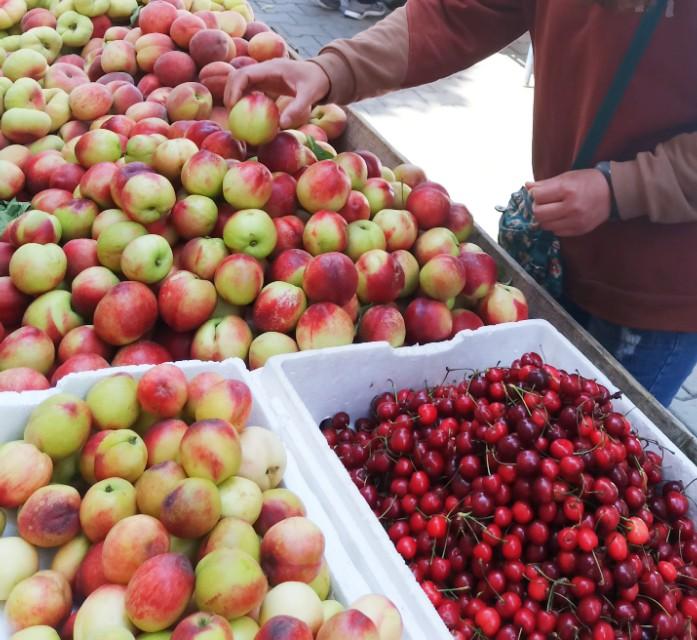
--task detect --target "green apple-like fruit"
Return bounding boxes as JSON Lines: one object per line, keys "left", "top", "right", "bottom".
{"left": 222, "top": 209, "right": 277, "bottom": 259}
{"left": 22, "top": 290, "right": 84, "bottom": 344}
{"left": 87, "top": 372, "right": 140, "bottom": 430}
{"left": 97, "top": 220, "right": 147, "bottom": 273}
{"left": 194, "top": 548, "right": 267, "bottom": 619}
{"left": 9, "top": 242, "right": 66, "bottom": 295}
{"left": 79, "top": 477, "right": 137, "bottom": 542}
{"left": 121, "top": 234, "right": 173, "bottom": 284}
{"left": 24, "top": 393, "right": 92, "bottom": 460}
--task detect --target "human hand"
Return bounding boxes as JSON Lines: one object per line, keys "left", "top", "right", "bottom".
{"left": 526, "top": 169, "right": 612, "bottom": 237}
{"left": 224, "top": 59, "right": 331, "bottom": 130}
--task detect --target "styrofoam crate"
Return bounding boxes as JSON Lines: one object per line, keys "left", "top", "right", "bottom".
{"left": 0, "top": 359, "right": 375, "bottom": 639}
{"left": 260, "top": 318, "right": 697, "bottom": 640}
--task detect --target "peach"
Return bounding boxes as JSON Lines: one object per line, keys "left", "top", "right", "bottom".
{"left": 23, "top": 150, "right": 66, "bottom": 194}
{"left": 373, "top": 209, "right": 418, "bottom": 252}
{"left": 71, "top": 266, "right": 119, "bottom": 318}
{"left": 126, "top": 553, "right": 195, "bottom": 633}
{"left": 413, "top": 227, "right": 459, "bottom": 265}
{"left": 256, "top": 616, "right": 312, "bottom": 640}
{"left": 194, "top": 379, "right": 252, "bottom": 430}
{"left": 355, "top": 249, "right": 404, "bottom": 304}
{"left": 194, "top": 548, "right": 267, "bottom": 619}
{"left": 143, "top": 419, "right": 188, "bottom": 465}
{"left": 189, "top": 28, "right": 234, "bottom": 67}
{"left": 139, "top": 0, "right": 178, "bottom": 33}
{"left": 316, "top": 610, "right": 380, "bottom": 640}
{"left": 0, "top": 326, "right": 55, "bottom": 374}
{"left": 248, "top": 31, "right": 287, "bottom": 62}
{"left": 131, "top": 117, "right": 170, "bottom": 137}
{"left": 450, "top": 308, "right": 485, "bottom": 336}
{"left": 101, "top": 40, "right": 136, "bottom": 75}
{"left": 199, "top": 61, "right": 233, "bottom": 104}
{"left": 102, "top": 514, "right": 170, "bottom": 584}
{"left": 23, "top": 392, "right": 92, "bottom": 460}
{"left": 419, "top": 253, "right": 467, "bottom": 301}
{"left": 180, "top": 419, "right": 241, "bottom": 484}
{"left": 260, "top": 516, "right": 325, "bottom": 585}
{"left": 5, "top": 571, "right": 72, "bottom": 631}
{"left": 50, "top": 353, "right": 110, "bottom": 385}
{"left": 351, "top": 595, "right": 403, "bottom": 640}
{"left": 248, "top": 332, "right": 298, "bottom": 370}
{"left": 21, "top": 8, "right": 57, "bottom": 32}
{"left": 135, "top": 461, "right": 186, "bottom": 518}
{"left": 181, "top": 149, "right": 227, "bottom": 198}
{"left": 161, "top": 477, "right": 221, "bottom": 538}
{"left": 154, "top": 50, "right": 197, "bottom": 86}
{"left": 69, "top": 82, "right": 113, "bottom": 121}
{"left": 406, "top": 185, "right": 451, "bottom": 229}
{"left": 91, "top": 425, "right": 146, "bottom": 481}
{"left": 152, "top": 138, "right": 198, "bottom": 181}
{"left": 477, "top": 283, "right": 528, "bottom": 324}
{"left": 49, "top": 163, "right": 84, "bottom": 193}
{"left": 171, "top": 612, "right": 232, "bottom": 640}
{"left": 259, "top": 582, "right": 323, "bottom": 633}
{"left": 215, "top": 10, "right": 246, "bottom": 37}
{"left": 297, "top": 160, "right": 351, "bottom": 214}
{"left": 170, "top": 13, "right": 206, "bottom": 48}
{"left": 309, "top": 103, "right": 347, "bottom": 141}
{"left": 222, "top": 160, "right": 273, "bottom": 209}
{"left": 266, "top": 172, "right": 298, "bottom": 218}
{"left": 0, "top": 367, "right": 50, "bottom": 392}
{"left": 17, "top": 484, "right": 81, "bottom": 548}
{"left": 404, "top": 297, "right": 453, "bottom": 344}
{"left": 73, "top": 584, "right": 134, "bottom": 639}
{"left": 295, "top": 303, "right": 355, "bottom": 351}
{"left": 359, "top": 305, "right": 406, "bottom": 347}
{"left": 93, "top": 280, "right": 158, "bottom": 346}
{"left": 199, "top": 516, "right": 260, "bottom": 562}
{"left": 166, "top": 82, "right": 213, "bottom": 121}
{"left": 134, "top": 32, "right": 176, "bottom": 73}
{"left": 112, "top": 340, "right": 171, "bottom": 366}
{"left": 0, "top": 537, "right": 40, "bottom": 602}
{"left": 255, "top": 488, "right": 306, "bottom": 537}
{"left": 79, "top": 477, "right": 137, "bottom": 542}
{"left": 137, "top": 73, "right": 161, "bottom": 96}
{"left": 227, "top": 91, "right": 279, "bottom": 146}
{"left": 74, "top": 542, "right": 108, "bottom": 598}
{"left": 8, "top": 210, "right": 61, "bottom": 246}
{"left": 135, "top": 363, "right": 187, "bottom": 418}
{"left": 252, "top": 281, "right": 307, "bottom": 333}
{"left": 79, "top": 432, "right": 110, "bottom": 485}
{"left": 112, "top": 83, "right": 143, "bottom": 114}
{"left": 0, "top": 441, "right": 52, "bottom": 509}
{"left": 50, "top": 534, "right": 90, "bottom": 585}
{"left": 269, "top": 248, "right": 312, "bottom": 287}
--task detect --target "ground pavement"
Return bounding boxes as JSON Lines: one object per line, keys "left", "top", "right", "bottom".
{"left": 247, "top": 0, "right": 697, "bottom": 431}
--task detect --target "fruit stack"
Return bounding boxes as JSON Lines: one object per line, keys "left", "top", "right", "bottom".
{"left": 0, "top": 362, "right": 404, "bottom": 639}
{"left": 0, "top": 0, "right": 528, "bottom": 393}
{"left": 321, "top": 352, "right": 697, "bottom": 639}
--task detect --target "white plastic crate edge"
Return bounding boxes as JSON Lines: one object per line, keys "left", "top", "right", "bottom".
{"left": 0, "top": 358, "right": 373, "bottom": 640}
{"left": 255, "top": 377, "right": 452, "bottom": 638}
{"left": 260, "top": 318, "right": 697, "bottom": 640}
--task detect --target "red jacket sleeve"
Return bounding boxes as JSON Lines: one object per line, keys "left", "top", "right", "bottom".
{"left": 404, "top": 0, "right": 531, "bottom": 88}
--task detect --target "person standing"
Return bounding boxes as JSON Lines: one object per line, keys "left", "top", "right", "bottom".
{"left": 225, "top": 0, "right": 697, "bottom": 407}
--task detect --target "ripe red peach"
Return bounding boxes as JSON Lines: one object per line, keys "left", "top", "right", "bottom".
{"left": 17, "top": 484, "right": 81, "bottom": 548}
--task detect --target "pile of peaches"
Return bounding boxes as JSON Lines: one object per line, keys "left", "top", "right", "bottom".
{"left": 0, "top": 363, "right": 404, "bottom": 639}
{"left": 0, "top": 0, "right": 528, "bottom": 393}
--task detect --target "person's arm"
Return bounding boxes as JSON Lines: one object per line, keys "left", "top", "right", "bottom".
{"left": 611, "top": 131, "right": 697, "bottom": 224}
{"left": 529, "top": 132, "right": 697, "bottom": 237}
{"left": 225, "top": 0, "right": 529, "bottom": 127}
{"left": 313, "top": 0, "right": 529, "bottom": 105}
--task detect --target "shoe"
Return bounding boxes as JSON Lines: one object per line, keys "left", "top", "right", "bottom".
{"left": 343, "top": 0, "right": 387, "bottom": 19}
{"left": 315, "top": 0, "right": 340, "bottom": 9}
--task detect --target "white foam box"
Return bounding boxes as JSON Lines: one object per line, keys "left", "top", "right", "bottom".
{"left": 0, "top": 359, "right": 374, "bottom": 640}
{"left": 259, "top": 318, "right": 697, "bottom": 640}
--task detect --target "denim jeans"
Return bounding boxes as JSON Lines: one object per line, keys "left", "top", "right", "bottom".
{"left": 562, "top": 300, "right": 697, "bottom": 407}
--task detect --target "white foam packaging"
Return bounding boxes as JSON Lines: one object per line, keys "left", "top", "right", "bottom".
{"left": 259, "top": 318, "right": 697, "bottom": 640}
{"left": 0, "top": 358, "right": 373, "bottom": 639}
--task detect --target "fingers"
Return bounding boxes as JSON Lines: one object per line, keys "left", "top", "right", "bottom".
{"left": 224, "top": 62, "right": 285, "bottom": 108}
{"left": 528, "top": 177, "right": 566, "bottom": 205}
{"left": 280, "top": 93, "right": 313, "bottom": 129}
{"left": 533, "top": 202, "right": 568, "bottom": 225}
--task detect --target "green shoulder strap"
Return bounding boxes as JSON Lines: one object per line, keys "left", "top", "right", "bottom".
{"left": 572, "top": 0, "right": 668, "bottom": 170}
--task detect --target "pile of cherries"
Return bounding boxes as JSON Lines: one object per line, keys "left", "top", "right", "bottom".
{"left": 320, "top": 352, "right": 697, "bottom": 640}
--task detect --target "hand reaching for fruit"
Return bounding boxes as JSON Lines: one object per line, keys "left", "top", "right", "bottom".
{"left": 224, "top": 59, "right": 331, "bottom": 130}
{"left": 526, "top": 168, "right": 612, "bottom": 236}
